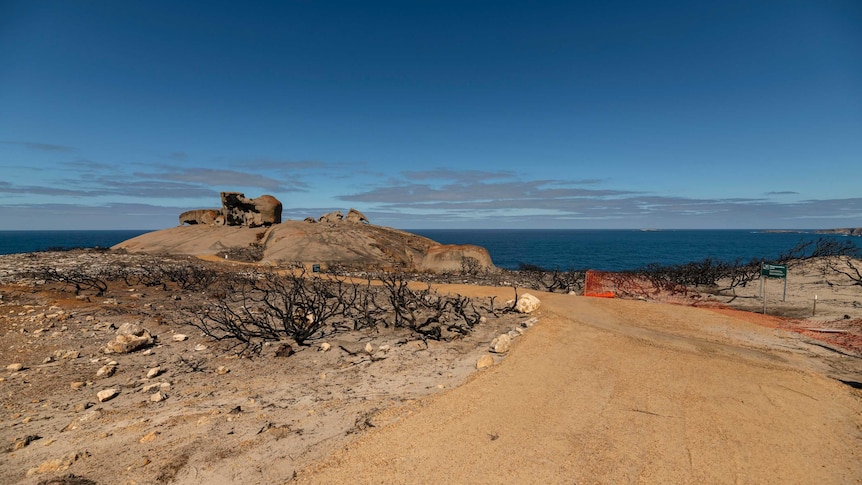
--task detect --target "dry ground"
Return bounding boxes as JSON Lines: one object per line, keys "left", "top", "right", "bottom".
{"left": 1, "top": 251, "right": 861, "bottom": 484}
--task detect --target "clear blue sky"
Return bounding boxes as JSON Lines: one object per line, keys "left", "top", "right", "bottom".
{"left": 1, "top": 0, "right": 860, "bottom": 230}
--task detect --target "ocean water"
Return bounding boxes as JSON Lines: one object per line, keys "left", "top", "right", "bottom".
{"left": 1, "top": 229, "right": 857, "bottom": 273}
{"left": 0, "top": 230, "right": 152, "bottom": 255}
{"left": 410, "top": 229, "right": 859, "bottom": 272}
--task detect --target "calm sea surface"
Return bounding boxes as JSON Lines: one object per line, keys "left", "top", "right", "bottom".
{"left": 410, "top": 229, "right": 859, "bottom": 271}
{"left": 1, "top": 229, "right": 857, "bottom": 272}
{"left": 0, "top": 230, "right": 152, "bottom": 256}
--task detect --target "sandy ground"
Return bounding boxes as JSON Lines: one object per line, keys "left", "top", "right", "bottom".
{"left": 293, "top": 290, "right": 862, "bottom": 484}
{"left": 1, "top": 252, "right": 860, "bottom": 484}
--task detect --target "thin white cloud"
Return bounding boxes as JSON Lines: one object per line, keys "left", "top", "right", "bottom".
{"left": 135, "top": 168, "right": 304, "bottom": 192}
{"left": 333, "top": 169, "right": 862, "bottom": 228}
{"left": 1, "top": 141, "right": 76, "bottom": 152}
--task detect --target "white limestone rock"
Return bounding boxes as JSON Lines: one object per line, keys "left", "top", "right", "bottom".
{"left": 515, "top": 293, "right": 541, "bottom": 314}
{"left": 489, "top": 334, "right": 512, "bottom": 353}
{"left": 97, "top": 388, "right": 119, "bottom": 402}
{"left": 476, "top": 354, "right": 494, "bottom": 369}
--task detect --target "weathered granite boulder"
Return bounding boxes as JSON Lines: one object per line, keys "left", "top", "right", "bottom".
{"left": 221, "top": 192, "right": 282, "bottom": 227}
{"left": 417, "top": 244, "right": 495, "bottom": 273}
{"left": 344, "top": 208, "right": 370, "bottom": 224}
{"left": 318, "top": 211, "right": 343, "bottom": 223}
{"left": 179, "top": 209, "right": 221, "bottom": 226}
{"left": 180, "top": 193, "right": 282, "bottom": 227}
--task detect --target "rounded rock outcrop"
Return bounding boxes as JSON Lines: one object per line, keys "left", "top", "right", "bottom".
{"left": 417, "top": 244, "right": 494, "bottom": 273}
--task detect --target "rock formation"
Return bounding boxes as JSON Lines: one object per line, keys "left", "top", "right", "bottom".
{"left": 117, "top": 221, "right": 496, "bottom": 274}
{"left": 221, "top": 192, "right": 282, "bottom": 227}
{"left": 318, "top": 211, "right": 343, "bottom": 223}
{"left": 179, "top": 209, "right": 222, "bottom": 226}
{"left": 132, "top": 197, "right": 495, "bottom": 273}
{"left": 417, "top": 244, "right": 494, "bottom": 273}
{"left": 306, "top": 208, "right": 368, "bottom": 224}
{"left": 344, "top": 208, "right": 369, "bottom": 224}
{"left": 179, "top": 192, "right": 282, "bottom": 228}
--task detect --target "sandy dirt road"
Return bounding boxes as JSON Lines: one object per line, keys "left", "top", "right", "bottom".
{"left": 295, "top": 290, "right": 862, "bottom": 484}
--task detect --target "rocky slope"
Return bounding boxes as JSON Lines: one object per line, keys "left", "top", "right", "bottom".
{"left": 113, "top": 221, "right": 494, "bottom": 273}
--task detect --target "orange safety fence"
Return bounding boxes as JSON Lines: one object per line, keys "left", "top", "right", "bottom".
{"left": 584, "top": 270, "right": 694, "bottom": 302}
{"left": 584, "top": 270, "right": 615, "bottom": 298}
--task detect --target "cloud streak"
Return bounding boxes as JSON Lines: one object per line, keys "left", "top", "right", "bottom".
{"left": 135, "top": 168, "right": 306, "bottom": 192}
{"left": 334, "top": 170, "right": 862, "bottom": 228}
{"left": 1, "top": 141, "right": 76, "bottom": 152}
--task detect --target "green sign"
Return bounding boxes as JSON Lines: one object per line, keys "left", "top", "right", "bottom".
{"left": 761, "top": 264, "right": 787, "bottom": 278}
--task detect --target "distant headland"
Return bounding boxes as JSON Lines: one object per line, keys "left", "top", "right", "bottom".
{"left": 760, "top": 228, "right": 862, "bottom": 236}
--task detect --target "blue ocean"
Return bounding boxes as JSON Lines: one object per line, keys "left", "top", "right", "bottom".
{"left": 1, "top": 229, "right": 857, "bottom": 272}
{"left": 0, "top": 230, "right": 152, "bottom": 256}
{"left": 411, "top": 229, "right": 859, "bottom": 272}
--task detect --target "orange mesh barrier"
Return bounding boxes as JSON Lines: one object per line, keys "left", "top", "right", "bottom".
{"left": 584, "top": 270, "right": 692, "bottom": 301}
{"left": 584, "top": 270, "right": 615, "bottom": 298}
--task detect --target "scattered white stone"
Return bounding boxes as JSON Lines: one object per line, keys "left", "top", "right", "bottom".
{"left": 61, "top": 350, "right": 79, "bottom": 360}
{"left": 96, "top": 364, "right": 117, "bottom": 378}
{"left": 142, "top": 383, "right": 161, "bottom": 393}
{"left": 489, "top": 334, "right": 512, "bottom": 354}
{"left": 104, "top": 332, "right": 152, "bottom": 354}
{"left": 215, "top": 366, "right": 229, "bottom": 375}
{"left": 194, "top": 344, "right": 207, "bottom": 351}
{"left": 146, "top": 367, "right": 161, "bottom": 379}
{"left": 319, "top": 342, "right": 331, "bottom": 352}
{"left": 476, "top": 354, "right": 494, "bottom": 369}
{"left": 150, "top": 391, "right": 167, "bottom": 402}
{"left": 25, "top": 451, "right": 88, "bottom": 477}
{"left": 6, "top": 363, "right": 24, "bottom": 372}
{"left": 378, "top": 344, "right": 391, "bottom": 352}
{"left": 97, "top": 388, "right": 119, "bottom": 402}
{"left": 116, "top": 322, "right": 145, "bottom": 336}
{"left": 364, "top": 342, "right": 374, "bottom": 354}
{"left": 515, "top": 293, "right": 541, "bottom": 314}
{"left": 172, "top": 334, "right": 188, "bottom": 342}
{"left": 371, "top": 350, "right": 389, "bottom": 361}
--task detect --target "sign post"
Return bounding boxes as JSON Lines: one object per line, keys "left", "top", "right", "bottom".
{"left": 761, "top": 263, "right": 788, "bottom": 313}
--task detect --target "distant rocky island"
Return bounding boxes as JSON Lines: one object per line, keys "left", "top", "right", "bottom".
{"left": 114, "top": 192, "right": 495, "bottom": 273}
{"left": 761, "top": 228, "right": 862, "bottom": 236}
{"left": 814, "top": 228, "right": 862, "bottom": 236}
